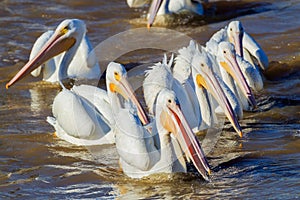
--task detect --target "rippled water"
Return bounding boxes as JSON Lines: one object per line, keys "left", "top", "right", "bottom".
{"left": 0, "top": 0, "right": 299, "bottom": 199}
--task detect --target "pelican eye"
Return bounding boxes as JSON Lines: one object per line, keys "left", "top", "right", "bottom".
{"left": 223, "top": 50, "right": 226, "bottom": 54}
{"left": 114, "top": 71, "right": 121, "bottom": 81}
{"left": 61, "top": 26, "right": 69, "bottom": 34}
{"left": 230, "top": 28, "right": 232, "bottom": 31}
{"left": 200, "top": 63, "right": 204, "bottom": 67}
{"left": 168, "top": 99, "right": 172, "bottom": 103}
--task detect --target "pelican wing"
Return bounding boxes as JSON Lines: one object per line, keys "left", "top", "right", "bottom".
{"left": 236, "top": 56, "right": 263, "bottom": 92}
{"left": 51, "top": 89, "right": 111, "bottom": 143}
{"left": 47, "top": 116, "right": 115, "bottom": 146}
{"left": 71, "top": 84, "right": 115, "bottom": 126}
{"left": 243, "top": 32, "right": 269, "bottom": 70}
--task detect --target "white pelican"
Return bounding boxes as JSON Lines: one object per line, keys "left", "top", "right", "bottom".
{"left": 174, "top": 41, "right": 243, "bottom": 136}
{"left": 147, "top": 0, "right": 206, "bottom": 28}
{"left": 210, "top": 41, "right": 259, "bottom": 110}
{"left": 115, "top": 88, "right": 211, "bottom": 180}
{"left": 48, "top": 61, "right": 149, "bottom": 146}
{"left": 190, "top": 45, "right": 243, "bottom": 137}
{"left": 206, "top": 20, "right": 269, "bottom": 70}
{"left": 6, "top": 19, "right": 100, "bottom": 88}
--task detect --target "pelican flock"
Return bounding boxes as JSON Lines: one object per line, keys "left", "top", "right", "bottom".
{"left": 6, "top": 17, "right": 269, "bottom": 181}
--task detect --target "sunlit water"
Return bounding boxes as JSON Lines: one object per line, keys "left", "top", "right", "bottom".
{"left": 0, "top": 0, "right": 299, "bottom": 199}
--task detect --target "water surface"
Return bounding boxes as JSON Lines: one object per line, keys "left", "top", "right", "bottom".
{"left": 0, "top": 0, "right": 299, "bottom": 199}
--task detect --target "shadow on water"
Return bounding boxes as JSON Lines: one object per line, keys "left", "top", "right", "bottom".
{"left": 254, "top": 60, "right": 300, "bottom": 111}
{"left": 264, "top": 60, "right": 300, "bottom": 81}
{"left": 200, "top": 1, "right": 273, "bottom": 25}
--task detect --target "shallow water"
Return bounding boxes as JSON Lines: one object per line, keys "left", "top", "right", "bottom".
{"left": 0, "top": 0, "right": 299, "bottom": 199}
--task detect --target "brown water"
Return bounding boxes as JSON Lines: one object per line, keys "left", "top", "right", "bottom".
{"left": 0, "top": 0, "right": 300, "bottom": 199}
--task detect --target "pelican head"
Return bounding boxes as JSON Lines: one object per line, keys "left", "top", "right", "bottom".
{"left": 106, "top": 62, "right": 149, "bottom": 125}
{"left": 156, "top": 89, "right": 210, "bottom": 180}
{"left": 192, "top": 49, "right": 243, "bottom": 137}
{"left": 6, "top": 19, "right": 86, "bottom": 88}
{"left": 227, "top": 21, "right": 244, "bottom": 58}
{"left": 217, "top": 41, "right": 256, "bottom": 107}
